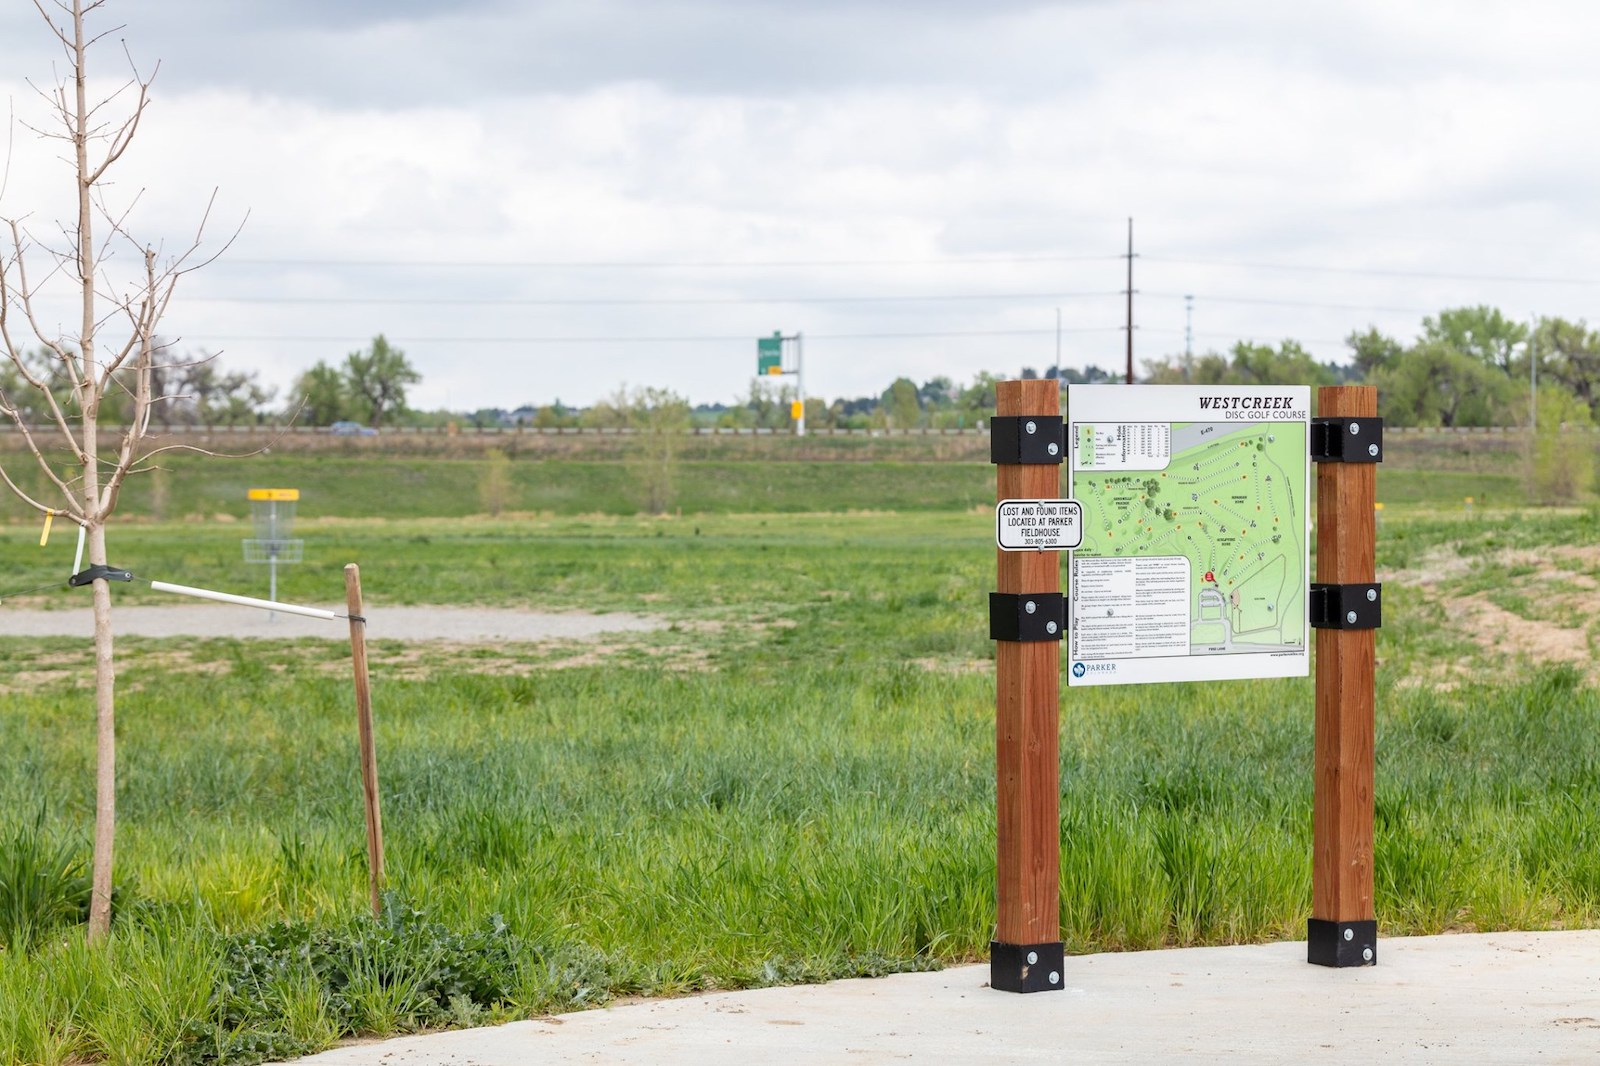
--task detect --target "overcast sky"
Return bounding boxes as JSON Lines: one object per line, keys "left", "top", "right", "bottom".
{"left": 4, "top": 0, "right": 1600, "bottom": 411}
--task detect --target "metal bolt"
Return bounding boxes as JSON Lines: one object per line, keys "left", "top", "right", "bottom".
{"left": 1025, "top": 420, "right": 1037, "bottom": 435}
{"left": 1366, "top": 588, "right": 1377, "bottom": 602}
{"left": 1025, "top": 600, "right": 1037, "bottom": 614}
{"left": 1368, "top": 443, "right": 1379, "bottom": 458}
{"left": 1363, "top": 947, "right": 1373, "bottom": 962}
{"left": 1346, "top": 611, "right": 1358, "bottom": 625}
{"left": 1343, "top": 928, "right": 1354, "bottom": 942}
{"left": 1026, "top": 951, "right": 1038, "bottom": 965}
{"left": 1349, "top": 422, "right": 1360, "bottom": 436}
{"left": 1046, "top": 621, "right": 1058, "bottom": 635}
{"left": 1049, "top": 970, "right": 1061, "bottom": 985}
{"left": 1047, "top": 442, "right": 1060, "bottom": 456}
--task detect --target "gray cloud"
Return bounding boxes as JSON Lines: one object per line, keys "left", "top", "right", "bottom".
{"left": 6, "top": 0, "right": 1600, "bottom": 409}
{"left": 3, "top": 0, "right": 1103, "bottom": 105}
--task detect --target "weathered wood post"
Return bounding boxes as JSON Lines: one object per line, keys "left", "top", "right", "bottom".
{"left": 1308, "top": 385, "right": 1381, "bottom": 966}
{"left": 989, "top": 379, "right": 1064, "bottom": 992}
{"left": 345, "top": 563, "right": 386, "bottom": 919}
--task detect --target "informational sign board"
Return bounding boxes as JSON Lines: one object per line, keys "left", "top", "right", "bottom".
{"left": 996, "top": 498, "right": 1083, "bottom": 552}
{"left": 1066, "top": 385, "right": 1310, "bottom": 686}
{"left": 758, "top": 333, "right": 783, "bottom": 375}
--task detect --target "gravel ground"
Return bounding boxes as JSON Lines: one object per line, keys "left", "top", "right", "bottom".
{"left": 0, "top": 604, "right": 665, "bottom": 641}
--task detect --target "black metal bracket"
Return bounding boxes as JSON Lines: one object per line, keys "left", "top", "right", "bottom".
{"left": 990, "top": 592, "right": 1064, "bottom": 642}
{"left": 991, "top": 940, "right": 1065, "bottom": 993}
{"left": 1308, "top": 918, "right": 1377, "bottom": 968}
{"left": 990, "top": 416, "right": 1065, "bottom": 465}
{"left": 68, "top": 565, "right": 134, "bottom": 588}
{"left": 1310, "top": 417, "right": 1384, "bottom": 463}
{"left": 1309, "top": 583, "right": 1381, "bottom": 630}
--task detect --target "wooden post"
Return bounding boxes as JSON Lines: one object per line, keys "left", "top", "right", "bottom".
{"left": 1309, "top": 385, "right": 1378, "bottom": 966}
{"left": 345, "top": 563, "right": 385, "bottom": 919}
{"left": 991, "top": 379, "right": 1063, "bottom": 992}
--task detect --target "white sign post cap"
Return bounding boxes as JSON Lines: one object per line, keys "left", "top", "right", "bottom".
{"left": 996, "top": 498, "right": 1083, "bottom": 552}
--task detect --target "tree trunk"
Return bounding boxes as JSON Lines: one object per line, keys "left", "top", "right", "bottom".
{"left": 86, "top": 523, "right": 116, "bottom": 941}
{"left": 69, "top": 0, "right": 117, "bottom": 945}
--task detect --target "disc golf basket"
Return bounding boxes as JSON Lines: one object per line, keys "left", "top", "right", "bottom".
{"left": 243, "top": 488, "right": 304, "bottom": 613}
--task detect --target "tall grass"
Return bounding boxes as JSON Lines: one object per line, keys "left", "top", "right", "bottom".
{"left": 0, "top": 812, "right": 90, "bottom": 954}
{"left": 1, "top": 507, "right": 1598, "bottom": 1062}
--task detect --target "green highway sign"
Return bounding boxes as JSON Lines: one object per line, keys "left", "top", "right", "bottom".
{"left": 757, "top": 333, "right": 783, "bottom": 375}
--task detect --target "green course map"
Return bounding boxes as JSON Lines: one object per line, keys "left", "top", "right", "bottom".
{"left": 1073, "top": 421, "right": 1307, "bottom": 656}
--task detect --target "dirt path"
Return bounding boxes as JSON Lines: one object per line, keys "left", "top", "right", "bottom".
{"left": 0, "top": 604, "right": 664, "bottom": 642}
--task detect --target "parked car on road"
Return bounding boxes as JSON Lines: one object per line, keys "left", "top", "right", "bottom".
{"left": 328, "top": 421, "right": 378, "bottom": 436}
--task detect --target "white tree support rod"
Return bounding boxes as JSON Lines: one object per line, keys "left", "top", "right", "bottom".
{"left": 149, "top": 580, "right": 338, "bottom": 621}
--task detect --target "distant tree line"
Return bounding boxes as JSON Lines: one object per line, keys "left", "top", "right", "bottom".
{"left": 470, "top": 364, "right": 1122, "bottom": 434}
{"left": 1140, "top": 305, "right": 1596, "bottom": 501}
{"left": 0, "top": 342, "right": 277, "bottom": 430}
{"left": 0, "top": 333, "right": 424, "bottom": 431}
{"left": 1143, "top": 305, "right": 1600, "bottom": 431}
{"left": 15, "top": 307, "right": 1596, "bottom": 438}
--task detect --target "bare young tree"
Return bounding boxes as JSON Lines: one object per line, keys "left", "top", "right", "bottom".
{"left": 0, "top": 0, "right": 232, "bottom": 941}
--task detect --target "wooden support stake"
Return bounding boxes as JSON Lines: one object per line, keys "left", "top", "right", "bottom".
{"left": 345, "top": 563, "right": 386, "bottom": 919}
{"left": 1309, "top": 385, "right": 1378, "bottom": 966}
{"left": 991, "top": 379, "right": 1063, "bottom": 992}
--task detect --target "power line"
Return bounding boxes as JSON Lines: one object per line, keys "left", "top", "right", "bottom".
{"left": 219, "top": 253, "right": 1126, "bottom": 270}
{"left": 177, "top": 290, "right": 1123, "bottom": 308}
{"left": 194, "top": 326, "right": 1127, "bottom": 345}
{"left": 1143, "top": 255, "right": 1600, "bottom": 287}
{"left": 1142, "top": 291, "right": 1434, "bottom": 315}
{"left": 1142, "top": 327, "right": 1354, "bottom": 347}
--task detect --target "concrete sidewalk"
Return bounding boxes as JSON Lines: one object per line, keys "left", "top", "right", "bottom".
{"left": 283, "top": 931, "right": 1600, "bottom": 1065}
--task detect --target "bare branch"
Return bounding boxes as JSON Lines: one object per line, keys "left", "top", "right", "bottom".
{"left": 97, "top": 243, "right": 159, "bottom": 512}
{"left": 83, "top": 78, "right": 148, "bottom": 187}
{"left": 175, "top": 196, "right": 247, "bottom": 276}
{"left": 128, "top": 433, "right": 285, "bottom": 466}
{"left": 28, "top": 1, "right": 75, "bottom": 51}
{"left": 2, "top": 224, "right": 85, "bottom": 455}
{"left": 0, "top": 386, "right": 85, "bottom": 512}
{"left": 92, "top": 182, "right": 144, "bottom": 264}
{"left": 0, "top": 99, "right": 14, "bottom": 203}
{"left": 0, "top": 455, "right": 74, "bottom": 518}
{"left": 6, "top": 223, "right": 88, "bottom": 444}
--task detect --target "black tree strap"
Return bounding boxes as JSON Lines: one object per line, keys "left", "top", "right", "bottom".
{"left": 68, "top": 565, "right": 135, "bottom": 588}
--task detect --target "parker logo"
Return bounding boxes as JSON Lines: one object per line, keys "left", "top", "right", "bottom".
{"left": 1072, "top": 662, "right": 1086, "bottom": 678}
{"left": 1073, "top": 662, "right": 1115, "bottom": 677}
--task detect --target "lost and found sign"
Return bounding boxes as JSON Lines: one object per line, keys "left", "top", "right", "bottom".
{"left": 1066, "top": 384, "right": 1311, "bottom": 687}
{"left": 995, "top": 499, "right": 1083, "bottom": 551}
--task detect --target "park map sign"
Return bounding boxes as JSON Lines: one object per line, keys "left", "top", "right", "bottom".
{"left": 1066, "top": 385, "right": 1311, "bottom": 687}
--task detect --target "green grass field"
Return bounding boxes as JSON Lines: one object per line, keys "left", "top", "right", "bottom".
{"left": 0, "top": 426, "right": 1561, "bottom": 525}
{"left": 0, "top": 453, "right": 1598, "bottom": 1063}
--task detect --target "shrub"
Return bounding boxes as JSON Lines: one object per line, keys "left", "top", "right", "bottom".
{"left": 194, "top": 895, "right": 520, "bottom": 1063}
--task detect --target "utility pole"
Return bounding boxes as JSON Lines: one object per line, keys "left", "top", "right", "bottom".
{"left": 796, "top": 332, "right": 806, "bottom": 438}
{"left": 1123, "top": 217, "right": 1136, "bottom": 384}
{"left": 1054, "top": 306, "right": 1062, "bottom": 385}
{"left": 1185, "top": 294, "right": 1194, "bottom": 358}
